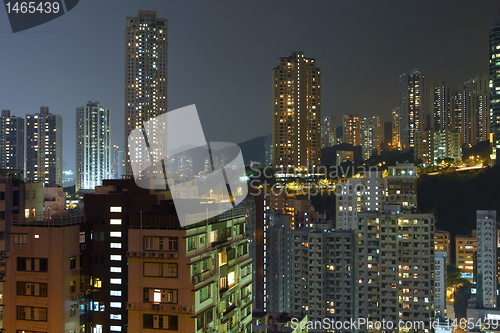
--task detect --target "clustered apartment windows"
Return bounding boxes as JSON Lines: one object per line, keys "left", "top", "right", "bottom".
{"left": 143, "top": 314, "right": 178, "bottom": 330}
{"left": 144, "top": 236, "right": 178, "bottom": 251}
{"left": 143, "top": 288, "right": 178, "bottom": 303}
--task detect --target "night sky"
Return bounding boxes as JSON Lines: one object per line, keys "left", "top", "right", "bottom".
{"left": 0, "top": 0, "right": 498, "bottom": 171}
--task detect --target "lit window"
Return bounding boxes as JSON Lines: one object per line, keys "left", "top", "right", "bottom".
{"left": 110, "top": 219, "right": 122, "bottom": 225}
{"left": 110, "top": 290, "right": 122, "bottom": 296}
{"left": 110, "top": 267, "right": 122, "bottom": 273}
{"left": 154, "top": 289, "right": 161, "bottom": 303}
{"left": 110, "top": 255, "right": 122, "bottom": 261}
{"left": 110, "top": 314, "right": 122, "bottom": 320}
{"left": 228, "top": 271, "right": 235, "bottom": 286}
{"left": 110, "top": 232, "right": 122, "bottom": 238}
{"left": 110, "top": 243, "right": 122, "bottom": 249}
{"left": 110, "top": 207, "right": 122, "bottom": 213}
{"left": 110, "top": 325, "right": 122, "bottom": 331}
{"left": 110, "top": 278, "right": 122, "bottom": 284}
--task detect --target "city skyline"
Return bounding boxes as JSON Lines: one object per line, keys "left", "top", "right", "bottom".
{"left": 0, "top": 1, "right": 497, "bottom": 171}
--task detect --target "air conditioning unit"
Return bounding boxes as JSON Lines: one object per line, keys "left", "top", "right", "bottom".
{"left": 192, "top": 276, "right": 199, "bottom": 284}
{"left": 126, "top": 251, "right": 132, "bottom": 257}
{"left": 151, "top": 304, "right": 160, "bottom": 311}
{"left": 85, "top": 289, "right": 91, "bottom": 295}
{"left": 171, "top": 305, "right": 177, "bottom": 312}
{"left": 169, "top": 252, "right": 178, "bottom": 259}
{"left": 182, "top": 306, "right": 188, "bottom": 313}
{"left": 160, "top": 304, "right": 170, "bottom": 312}
{"left": 133, "top": 252, "right": 138, "bottom": 257}
{"left": 159, "top": 252, "right": 166, "bottom": 258}
{"left": 142, "top": 252, "right": 150, "bottom": 258}
{"left": 199, "top": 274, "right": 204, "bottom": 282}
{"left": 78, "top": 292, "right": 84, "bottom": 298}
{"left": 151, "top": 252, "right": 158, "bottom": 258}
{"left": 127, "top": 303, "right": 135, "bottom": 310}
{"left": 71, "top": 295, "right": 78, "bottom": 301}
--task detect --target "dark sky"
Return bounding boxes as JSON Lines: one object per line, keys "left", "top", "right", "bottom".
{"left": 0, "top": 0, "right": 498, "bottom": 171}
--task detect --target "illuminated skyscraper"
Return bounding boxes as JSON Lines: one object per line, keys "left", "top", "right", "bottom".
{"left": 26, "top": 107, "right": 62, "bottom": 186}
{"left": 430, "top": 82, "right": 451, "bottom": 131}
{"left": 272, "top": 51, "right": 321, "bottom": 173}
{"left": 460, "top": 75, "right": 490, "bottom": 147}
{"left": 125, "top": 10, "right": 167, "bottom": 176}
{"left": 0, "top": 110, "right": 24, "bottom": 171}
{"left": 490, "top": 6, "right": 500, "bottom": 160}
{"left": 75, "top": 102, "right": 111, "bottom": 191}
{"left": 321, "top": 116, "right": 335, "bottom": 148}
{"left": 391, "top": 107, "right": 401, "bottom": 149}
{"left": 399, "top": 69, "right": 427, "bottom": 151}
{"left": 342, "top": 114, "right": 361, "bottom": 146}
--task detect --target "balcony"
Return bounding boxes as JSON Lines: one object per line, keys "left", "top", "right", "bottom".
{"left": 12, "top": 211, "right": 85, "bottom": 227}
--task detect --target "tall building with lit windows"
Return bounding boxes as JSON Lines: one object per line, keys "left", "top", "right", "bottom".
{"left": 125, "top": 10, "right": 167, "bottom": 176}
{"left": 76, "top": 102, "right": 111, "bottom": 192}
{"left": 430, "top": 82, "right": 451, "bottom": 131}
{"left": 489, "top": 6, "right": 500, "bottom": 161}
{"left": 476, "top": 210, "right": 497, "bottom": 308}
{"left": 357, "top": 211, "right": 435, "bottom": 333}
{"left": 272, "top": 51, "right": 321, "bottom": 173}
{"left": 385, "top": 162, "right": 417, "bottom": 209}
{"left": 0, "top": 110, "right": 24, "bottom": 171}
{"left": 455, "top": 231, "right": 477, "bottom": 282}
{"left": 391, "top": 107, "right": 401, "bottom": 149}
{"left": 460, "top": 75, "right": 490, "bottom": 147}
{"left": 25, "top": 107, "right": 63, "bottom": 186}
{"left": 82, "top": 179, "right": 253, "bottom": 332}
{"left": 343, "top": 114, "right": 361, "bottom": 147}
{"left": 399, "top": 69, "right": 427, "bottom": 151}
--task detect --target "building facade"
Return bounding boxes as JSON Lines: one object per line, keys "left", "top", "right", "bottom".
{"left": 343, "top": 114, "right": 361, "bottom": 147}
{"left": 26, "top": 107, "right": 63, "bottom": 186}
{"left": 434, "top": 251, "right": 447, "bottom": 317}
{"left": 76, "top": 102, "right": 111, "bottom": 191}
{"left": 415, "top": 129, "right": 434, "bottom": 166}
{"left": 455, "top": 231, "right": 477, "bottom": 282}
{"left": 290, "top": 229, "right": 356, "bottom": 333}
{"left": 336, "top": 171, "right": 384, "bottom": 230}
{"left": 272, "top": 51, "right": 321, "bottom": 173}
{"left": 460, "top": 75, "right": 490, "bottom": 147}
{"left": 433, "top": 130, "right": 462, "bottom": 164}
{"left": 476, "top": 210, "right": 497, "bottom": 308}
{"left": 399, "top": 69, "right": 427, "bottom": 151}
{"left": 385, "top": 163, "right": 417, "bottom": 209}
{"left": 125, "top": 10, "right": 168, "bottom": 176}
{"left": 391, "top": 107, "right": 401, "bottom": 150}
{"left": 490, "top": 7, "right": 500, "bottom": 161}
{"left": 0, "top": 110, "right": 24, "bottom": 171}
{"left": 357, "top": 211, "right": 435, "bottom": 333}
